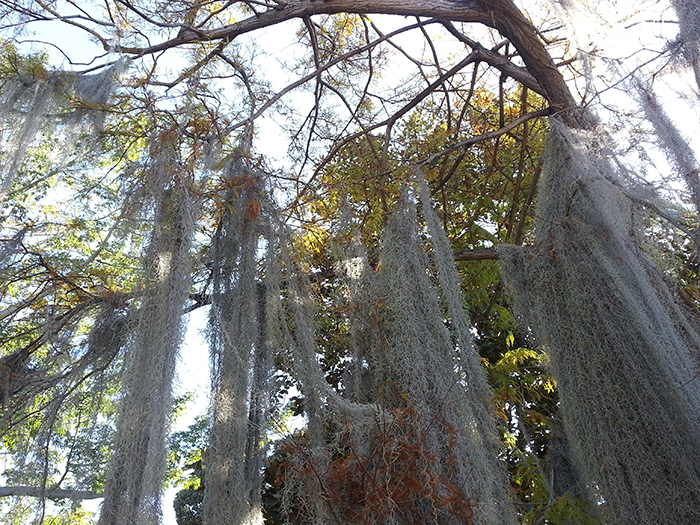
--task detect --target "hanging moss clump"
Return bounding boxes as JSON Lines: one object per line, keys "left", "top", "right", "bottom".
{"left": 99, "top": 144, "right": 194, "bottom": 525}
{"left": 203, "top": 147, "right": 271, "bottom": 525}
{"left": 278, "top": 171, "right": 516, "bottom": 525}
{"left": 498, "top": 120, "right": 700, "bottom": 525}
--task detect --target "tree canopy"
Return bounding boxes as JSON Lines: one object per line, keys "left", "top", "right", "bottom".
{"left": 1, "top": 1, "right": 699, "bottom": 524}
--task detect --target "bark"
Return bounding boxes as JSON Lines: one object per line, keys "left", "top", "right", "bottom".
{"left": 116, "top": 0, "right": 489, "bottom": 55}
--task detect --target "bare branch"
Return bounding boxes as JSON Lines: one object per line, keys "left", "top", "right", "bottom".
{"left": 284, "top": 48, "right": 483, "bottom": 213}
{"left": 225, "top": 18, "right": 437, "bottom": 132}
{"left": 441, "top": 21, "right": 545, "bottom": 97}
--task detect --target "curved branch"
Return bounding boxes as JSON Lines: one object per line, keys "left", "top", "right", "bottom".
{"left": 27, "top": 0, "right": 578, "bottom": 127}
{"left": 477, "top": 0, "right": 588, "bottom": 127}
{"left": 112, "top": 0, "right": 491, "bottom": 55}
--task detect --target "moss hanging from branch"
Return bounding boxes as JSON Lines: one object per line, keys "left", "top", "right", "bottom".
{"left": 263, "top": 221, "right": 336, "bottom": 525}
{"left": 285, "top": 174, "right": 516, "bottom": 525}
{"left": 0, "top": 59, "right": 126, "bottom": 200}
{"left": 634, "top": 79, "right": 700, "bottom": 214}
{"left": 204, "top": 147, "right": 270, "bottom": 525}
{"left": 98, "top": 147, "right": 194, "bottom": 525}
{"left": 498, "top": 120, "right": 700, "bottom": 525}
{"left": 670, "top": 0, "right": 700, "bottom": 90}
{"left": 370, "top": 176, "right": 513, "bottom": 525}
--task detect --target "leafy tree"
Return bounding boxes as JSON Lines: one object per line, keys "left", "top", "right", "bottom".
{"left": 169, "top": 416, "right": 207, "bottom": 525}
{"left": 0, "top": 1, "right": 699, "bottom": 525}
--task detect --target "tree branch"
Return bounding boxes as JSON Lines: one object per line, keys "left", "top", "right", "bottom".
{"left": 453, "top": 247, "right": 498, "bottom": 261}
{"left": 477, "top": 0, "right": 590, "bottom": 127}
{"left": 0, "top": 486, "right": 101, "bottom": 500}
{"left": 112, "top": 0, "right": 491, "bottom": 55}
{"left": 440, "top": 21, "right": 545, "bottom": 97}
{"left": 225, "top": 18, "right": 437, "bottom": 133}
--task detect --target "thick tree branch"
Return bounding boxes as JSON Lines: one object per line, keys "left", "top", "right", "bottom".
{"left": 307, "top": 249, "right": 497, "bottom": 283}
{"left": 113, "top": 1, "right": 490, "bottom": 55}
{"left": 0, "top": 486, "right": 101, "bottom": 500}
{"left": 453, "top": 247, "right": 498, "bottom": 261}
{"left": 26, "top": 0, "right": 580, "bottom": 127}
{"left": 14, "top": 0, "right": 583, "bottom": 125}
{"left": 108, "top": 0, "right": 583, "bottom": 128}
{"left": 476, "top": 0, "right": 589, "bottom": 127}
